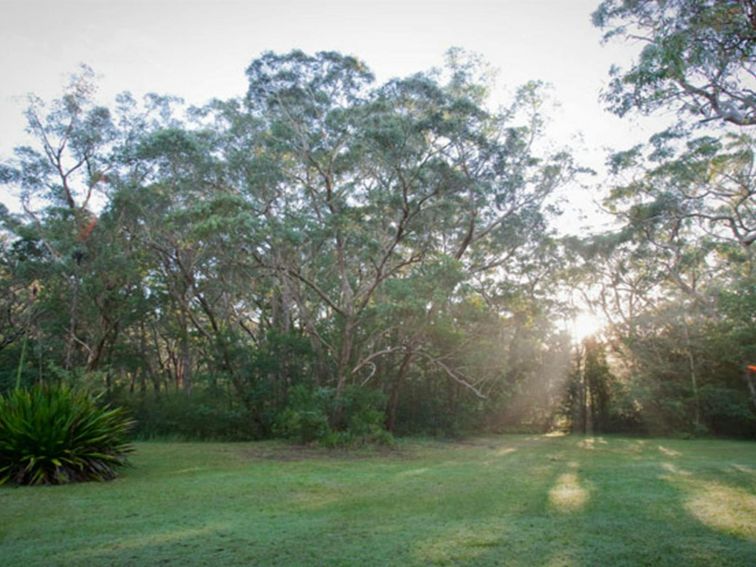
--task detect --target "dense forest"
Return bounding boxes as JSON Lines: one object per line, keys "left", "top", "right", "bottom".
{"left": 1, "top": 0, "right": 754, "bottom": 443}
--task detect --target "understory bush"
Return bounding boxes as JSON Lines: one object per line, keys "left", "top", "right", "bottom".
{"left": 114, "top": 390, "right": 258, "bottom": 441}
{"left": 0, "top": 385, "right": 134, "bottom": 485}
{"left": 275, "top": 385, "right": 392, "bottom": 446}
{"left": 273, "top": 385, "right": 331, "bottom": 443}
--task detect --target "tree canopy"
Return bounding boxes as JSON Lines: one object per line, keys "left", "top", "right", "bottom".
{"left": 0, "top": 13, "right": 754, "bottom": 441}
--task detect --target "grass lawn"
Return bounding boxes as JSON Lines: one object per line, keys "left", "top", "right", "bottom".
{"left": 1, "top": 435, "right": 755, "bottom": 566}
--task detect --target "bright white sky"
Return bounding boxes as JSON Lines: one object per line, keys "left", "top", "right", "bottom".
{"left": 0, "top": 0, "right": 668, "bottom": 233}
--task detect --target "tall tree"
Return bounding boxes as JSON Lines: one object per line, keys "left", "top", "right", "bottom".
{"left": 593, "top": 0, "right": 755, "bottom": 126}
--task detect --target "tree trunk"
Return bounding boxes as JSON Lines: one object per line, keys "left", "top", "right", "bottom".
{"left": 386, "top": 350, "right": 413, "bottom": 432}
{"left": 682, "top": 319, "right": 701, "bottom": 428}
{"left": 64, "top": 273, "right": 80, "bottom": 370}
{"left": 744, "top": 366, "right": 756, "bottom": 409}
{"left": 181, "top": 331, "right": 192, "bottom": 396}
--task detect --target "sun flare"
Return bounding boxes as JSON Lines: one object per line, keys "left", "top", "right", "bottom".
{"left": 569, "top": 312, "right": 605, "bottom": 342}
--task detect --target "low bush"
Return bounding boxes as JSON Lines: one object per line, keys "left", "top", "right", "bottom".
{"left": 0, "top": 385, "right": 134, "bottom": 485}
{"left": 273, "top": 385, "right": 331, "bottom": 443}
{"left": 114, "top": 390, "right": 258, "bottom": 441}
{"left": 275, "top": 385, "right": 393, "bottom": 447}
{"left": 330, "top": 386, "right": 393, "bottom": 446}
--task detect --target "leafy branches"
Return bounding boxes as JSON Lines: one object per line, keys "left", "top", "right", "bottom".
{"left": 593, "top": 0, "right": 756, "bottom": 126}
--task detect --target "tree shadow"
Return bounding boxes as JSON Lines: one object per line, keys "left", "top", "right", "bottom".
{"left": 4, "top": 436, "right": 755, "bottom": 566}
{"left": 271, "top": 435, "right": 756, "bottom": 566}
{"left": 461, "top": 436, "right": 756, "bottom": 566}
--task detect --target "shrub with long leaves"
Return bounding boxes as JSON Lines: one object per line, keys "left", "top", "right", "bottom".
{"left": 0, "top": 385, "right": 134, "bottom": 485}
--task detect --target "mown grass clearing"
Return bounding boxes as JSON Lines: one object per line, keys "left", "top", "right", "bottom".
{"left": 1, "top": 435, "right": 755, "bottom": 566}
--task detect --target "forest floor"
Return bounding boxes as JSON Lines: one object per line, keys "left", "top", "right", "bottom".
{"left": 1, "top": 435, "right": 755, "bottom": 566}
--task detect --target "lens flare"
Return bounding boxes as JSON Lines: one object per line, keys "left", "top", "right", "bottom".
{"left": 570, "top": 312, "right": 605, "bottom": 342}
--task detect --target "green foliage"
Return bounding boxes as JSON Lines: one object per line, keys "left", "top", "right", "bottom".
{"left": 392, "top": 373, "right": 484, "bottom": 437}
{"left": 1, "top": 45, "right": 752, "bottom": 444}
{"left": 588, "top": 0, "right": 755, "bottom": 441}
{"left": 718, "top": 283, "right": 756, "bottom": 360}
{"left": 615, "top": 310, "right": 756, "bottom": 438}
{"left": 275, "top": 385, "right": 392, "bottom": 446}
{"left": 273, "top": 385, "right": 331, "bottom": 443}
{"left": 327, "top": 386, "right": 393, "bottom": 446}
{"left": 593, "top": 0, "right": 755, "bottom": 126}
{"left": 0, "top": 385, "right": 133, "bottom": 485}
{"left": 116, "top": 390, "right": 258, "bottom": 441}
{"left": 0, "top": 343, "right": 34, "bottom": 394}
{"left": 699, "top": 385, "right": 756, "bottom": 437}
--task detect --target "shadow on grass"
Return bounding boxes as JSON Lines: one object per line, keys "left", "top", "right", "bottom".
{"left": 2, "top": 436, "right": 755, "bottom": 566}
{"left": 449, "top": 436, "right": 756, "bottom": 567}
{"left": 254, "top": 435, "right": 756, "bottom": 566}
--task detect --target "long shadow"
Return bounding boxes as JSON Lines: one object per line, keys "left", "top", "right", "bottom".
{"left": 272, "top": 435, "right": 573, "bottom": 565}
{"left": 212, "top": 434, "right": 572, "bottom": 566}
{"left": 5, "top": 436, "right": 754, "bottom": 566}
{"left": 467, "top": 435, "right": 756, "bottom": 567}
{"left": 259, "top": 435, "right": 756, "bottom": 566}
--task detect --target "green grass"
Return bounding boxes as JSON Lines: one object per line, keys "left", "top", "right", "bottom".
{"left": 1, "top": 435, "right": 755, "bottom": 566}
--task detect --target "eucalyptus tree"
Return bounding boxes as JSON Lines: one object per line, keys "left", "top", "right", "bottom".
{"left": 237, "top": 50, "right": 578, "bottom": 427}
{"left": 594, "top": 0, "right": 754, "bottom": 255}
{"left": 0, "top": 74, "right": 205, "bottom": 389}
{"left": 589, "top": 0, "right": 756, "bottom": 434}
{"left": 0, "top": 51, "right": 586, "bottom": 436}
{"left": 0, "top": 66, "right": 132, "bottom": 374}
{"left": 593, "top": 0, "right": 755, "bottom": 127}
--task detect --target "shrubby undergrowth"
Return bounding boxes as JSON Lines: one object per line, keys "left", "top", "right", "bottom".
{"left": 115, "top": 390, "right": 257, "bottom": 441}
{"left": 0, "top": 385, "right": 133, "bottom": 485}
{"left": 274, "top": 385, "right": 392, "bottom": 447}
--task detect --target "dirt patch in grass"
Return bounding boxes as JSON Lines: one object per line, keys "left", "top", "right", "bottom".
{"left": 237, "top": 442, "right": 410, "bottom": 462}
{"left": 236, "top": 434, "right": 551, "bottom": 462}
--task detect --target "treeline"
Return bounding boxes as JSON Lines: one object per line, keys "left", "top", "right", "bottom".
{"left": 1, "top": 1, "right": 754, "bottom": 441}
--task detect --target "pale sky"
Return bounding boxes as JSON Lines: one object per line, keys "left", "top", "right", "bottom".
{"left": 0, "top": 0, "right": 667, "bottom": 232}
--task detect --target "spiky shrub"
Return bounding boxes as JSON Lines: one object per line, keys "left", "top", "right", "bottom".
{"left": 0, "top": 385, "right": 134, "bottom": 485}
